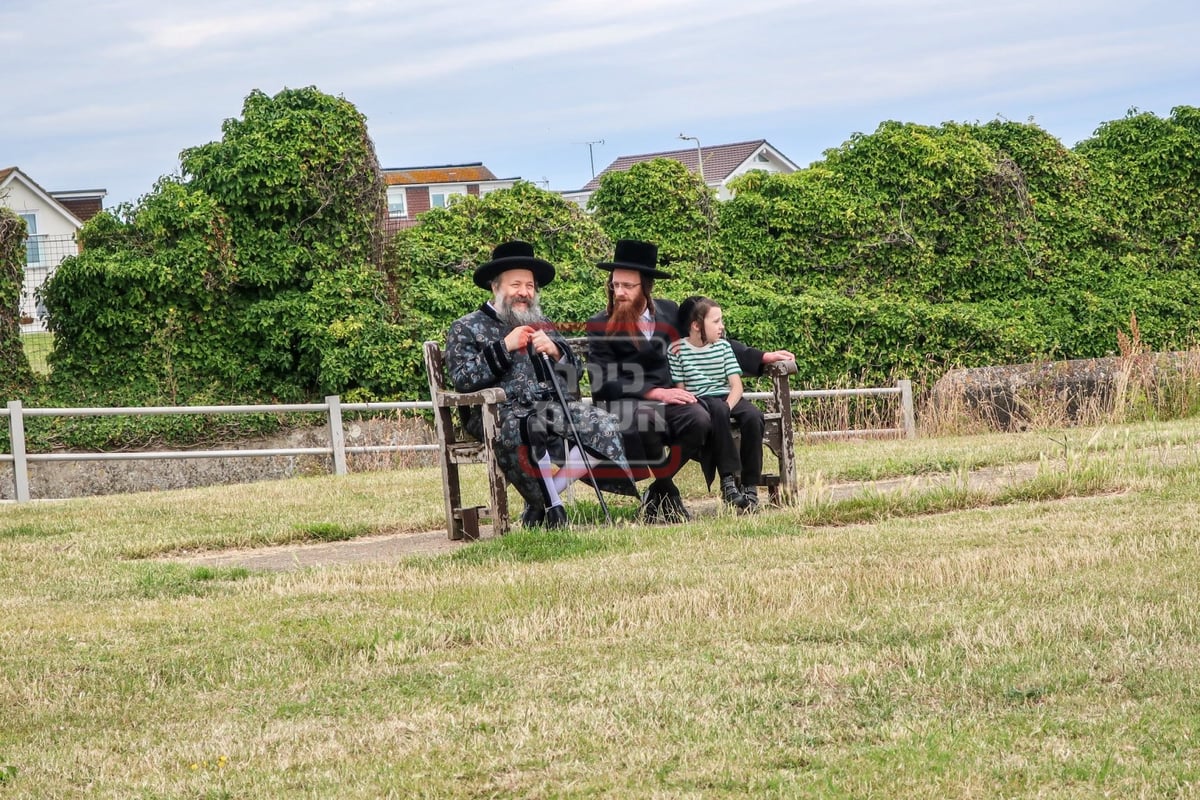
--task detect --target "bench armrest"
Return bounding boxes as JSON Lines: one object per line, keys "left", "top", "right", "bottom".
{"left": 434, "top": 387, "right": 507, "bottom": 408}
{"left": 762, "top": 360, "right": 798, "bottom": 378}
{"left": 761, "top": 360, "right": 796, "bottom": 416}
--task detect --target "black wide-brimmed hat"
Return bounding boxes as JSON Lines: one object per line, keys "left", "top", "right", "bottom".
{"left": 596, "top": 239, "right": 674, "bottom": 280}
{"left": 472, "top": 240, "right": 555, "bottom": 289}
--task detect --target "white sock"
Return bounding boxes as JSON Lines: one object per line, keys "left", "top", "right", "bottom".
{"left": 553, "top": 445, "right": 588, "bottom": 493}
{"left": 537, "top": 450, "right": 563, "bottom": 507}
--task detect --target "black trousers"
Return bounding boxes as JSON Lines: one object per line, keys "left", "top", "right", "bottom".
{"left": 698, "top": 395, "right": 740, "bottom": 479}
{"left": 729, "top": 396, "right": 765, "bottom": 486}
{"left": 698, "top": 395, "right": 764, "bottom": 484}
{"left": 600, "top": 398, "right": 711, "bottom": 480}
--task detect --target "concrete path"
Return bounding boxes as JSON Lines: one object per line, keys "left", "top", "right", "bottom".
{"left": 166, "top": 461, "right": 1048, "bottom": 571}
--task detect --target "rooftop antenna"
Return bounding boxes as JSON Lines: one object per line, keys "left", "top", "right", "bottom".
{"left": 584, "top": 139, "right": 605, "bottom": 178}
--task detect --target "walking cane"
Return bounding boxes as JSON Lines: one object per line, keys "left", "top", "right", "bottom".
{"left": 530, "top": 343, "right": 614, "bottom": 525}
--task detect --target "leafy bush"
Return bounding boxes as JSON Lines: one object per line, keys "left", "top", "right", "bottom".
{"left": 715, "top": 114, "right": 1200, "bottom": 377}
{"left": 41, "top": 86, "right": 410, "bottom": 414}
{"left": 0, "top": 209, "right": 36, "bottom": 397}
{"left": 16, "top": 101, "right": 1200, "bottom": 453}
{"left": 1075, "top": 105, "right": 1200, "bottom": 266}
{"left": 588, "top": 158, "right": 717, "bottom": 271}
{"left": 384, "top": 181, "right": 612, "bottom": 394}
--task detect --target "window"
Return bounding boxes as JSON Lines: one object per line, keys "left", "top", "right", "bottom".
{"left": 18, "top": 213, "right": 40, "bottom": 264}
{"left": 386, "top": 188, "right": 407, "bottom": 218}
{"left": 430, "top": 189, "right": 466, "bottom": 209}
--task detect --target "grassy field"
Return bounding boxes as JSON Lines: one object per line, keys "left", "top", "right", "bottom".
{"left": 4, "top": 420, "right": 1200, "bottom": 797}
{"left": 20, "top": 331, "right": 53, "bottom": 374}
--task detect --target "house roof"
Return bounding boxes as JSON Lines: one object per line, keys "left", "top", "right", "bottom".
{"left": 1, "top": 167, "right": 105, "bottom": 200}
{"left": 0, "top": 166, "right": 91, "bottom": 227}
{"left": 49, "top": 189, "right": 107, "bottom": 200}
{"left": 579, "top": 139, "right": 796, "bottom": 193}
{"left": 382, "top": 163, "right": 504, "bottom": 186}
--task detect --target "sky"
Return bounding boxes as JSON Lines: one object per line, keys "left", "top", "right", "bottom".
{"left": 5, "top": 0, "right": 1199, "bottom": 209}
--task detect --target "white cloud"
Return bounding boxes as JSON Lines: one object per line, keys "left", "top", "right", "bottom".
{"left": 118, "top": 6, "right": 332, "bottom": 56}
{"left": 18, "top": 103, "right": 163, "bottom": 137}
{"left": 5, "top": 0, "right": 1199, "bottom": 205}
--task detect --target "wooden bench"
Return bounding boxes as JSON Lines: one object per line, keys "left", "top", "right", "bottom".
{"left": 423, "top": 337, "right": 798, "bottom": 540}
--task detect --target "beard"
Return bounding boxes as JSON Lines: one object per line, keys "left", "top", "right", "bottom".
{"left": 494, "top": 294, "right": 547, "bottom": 328}
{"left": 605, "top": 296, "right": 646, "bottom": 337}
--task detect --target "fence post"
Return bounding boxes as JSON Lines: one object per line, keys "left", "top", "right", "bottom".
{"left": 8, "top": 400, "right": 30, "bottom": 502}
{"left": 898, "top": 379, "right": 916, "bottom": 439}
{"left": 326, "top": 395, "right": 347, "bottom": 476}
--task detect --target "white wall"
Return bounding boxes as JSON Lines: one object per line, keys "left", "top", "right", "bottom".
{"left": 2, "top": 180, "right": 81, "bottom": 237}
{"left": 718, "top": 148, "right": 797, "bottom": 200}
{"left": 478, "top": 179, "right": 517, "bottom": 196}
{"left": 1, "top": 178, "right": 81, "bottom": 332}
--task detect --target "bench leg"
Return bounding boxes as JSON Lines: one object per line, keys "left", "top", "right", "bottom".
{"left": 481, "top": 404, "right": 511, "bottom": 536}
{"left": 487, "top": 463, "right": 510, "bottom": 536}
{"left": 442, "top": 460, "right": 466, "bottom": 541}
{"left": 777, "top": 414, "right": 797, "bottom": 504}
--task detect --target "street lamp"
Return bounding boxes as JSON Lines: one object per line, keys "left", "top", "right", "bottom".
{"left": 678, "top": 133, "right": 704, "bottom": 183}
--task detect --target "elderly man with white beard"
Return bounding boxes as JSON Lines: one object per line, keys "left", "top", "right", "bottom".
{"left": 444, "top": 240, "right": 636, "bottom": 530}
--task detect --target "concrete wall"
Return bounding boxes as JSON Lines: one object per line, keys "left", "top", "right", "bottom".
{"left": 930, "top": 351, "right": 1200, "bottom": 430}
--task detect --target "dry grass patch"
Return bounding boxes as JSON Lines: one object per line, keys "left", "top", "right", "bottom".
{"left": 5, "top": 422, "right": 1200, "bottom": 796}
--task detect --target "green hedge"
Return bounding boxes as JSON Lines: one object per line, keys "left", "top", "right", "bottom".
{"left": 13, "top": 96, "right": 1200, "bottom": 450}
{"left": 0, "top": 209, "right": 36, "bottom": 397}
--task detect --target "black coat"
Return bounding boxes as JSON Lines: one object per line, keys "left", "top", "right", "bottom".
{"left": 586, "top": 299, "right": 768, "bottom": 401}
{"left": 585, "top": 299, "right": 771, "bottom": 483}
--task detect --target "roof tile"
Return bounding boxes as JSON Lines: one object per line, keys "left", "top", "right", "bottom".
{"left": 579, "top": 139, "right": 768, "bottom": 192}
{"left": 383, "top": 163, "right": 498, "bottom": 185}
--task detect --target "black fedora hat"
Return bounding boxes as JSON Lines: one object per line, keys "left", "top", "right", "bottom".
{"left": 473, "top": 240, "right": 555, "bottom": 289}
{"left": 596, "top": 239, "right": 674, "bottom": 279}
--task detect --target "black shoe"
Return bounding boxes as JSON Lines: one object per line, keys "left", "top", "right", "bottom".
{"left": 720, "top": 475, "right": 749, "bottom": 510}
{"left": 658, "top": 491, "right": 693, "bottom": 523}
{"left": 520, "top": 504, "right": 546, "bottom": 528}
{"left": 741, "top": 485, "right": 760, "bottom": 514}
{"left": 638, "top": 487, "right": 666, "bottom": 524}
{"left": 640, "top": 480, "right": 692, "bottom": 524}
{"left": 544, "top": 504, "right": 569, "bottom": 530}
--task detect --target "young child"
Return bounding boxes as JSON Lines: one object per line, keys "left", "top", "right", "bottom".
{"left": 668, "top": 296, "right": 765, "bottom": 512}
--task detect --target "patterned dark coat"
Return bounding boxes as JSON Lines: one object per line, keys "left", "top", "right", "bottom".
{"left": 445, "top": 303, "right": 636, "bottom": 508}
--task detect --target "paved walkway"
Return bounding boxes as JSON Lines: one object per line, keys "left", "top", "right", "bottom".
{"left": 166, "top": 461, "right": 1047, "bottom": 571}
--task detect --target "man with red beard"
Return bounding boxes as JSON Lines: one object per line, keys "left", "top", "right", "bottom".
{"left": 445, "top": 241, "right": 635, "bottom": 529}
{"left": 586, "top": 239, "right": 793, "bottom": 523}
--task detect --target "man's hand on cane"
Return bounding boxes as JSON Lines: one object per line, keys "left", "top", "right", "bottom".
{"left": 528, "top": 328, "right": 560, "bottom": 359}
{"left": 503, "top": 325, "right": 535, "bottom": 352}
{"left": 504, "top": 326, "right": 560, "bottom": 360}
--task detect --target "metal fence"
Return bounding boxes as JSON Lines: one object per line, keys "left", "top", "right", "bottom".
{"left": 1, "top": 382, "right": 914, "bottom": 503}
{"left": 19, "top": 233, "right": 76, "bottom": 334}
{"left": 1, "top": 396, "right": 435, "bottom": 503}
{"left": 785, "top": 381, "right": 916, "bottom": 440}
{"left": 18, "top": 233, "right": 76, "bottom": 373}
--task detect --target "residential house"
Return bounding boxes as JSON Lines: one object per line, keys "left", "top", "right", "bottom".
{"left": 563, "top": 139, "right": 800, "bottom": 207}
{"left": 382, "top": 162, "right": 517, "bottom": 233}
{"left": 0, "top": 167, "right": 106, "bottom": 332}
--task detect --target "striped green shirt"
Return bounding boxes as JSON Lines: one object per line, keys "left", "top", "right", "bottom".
{"left": 668, "top": 338, "right": 741, "bottom": 397}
